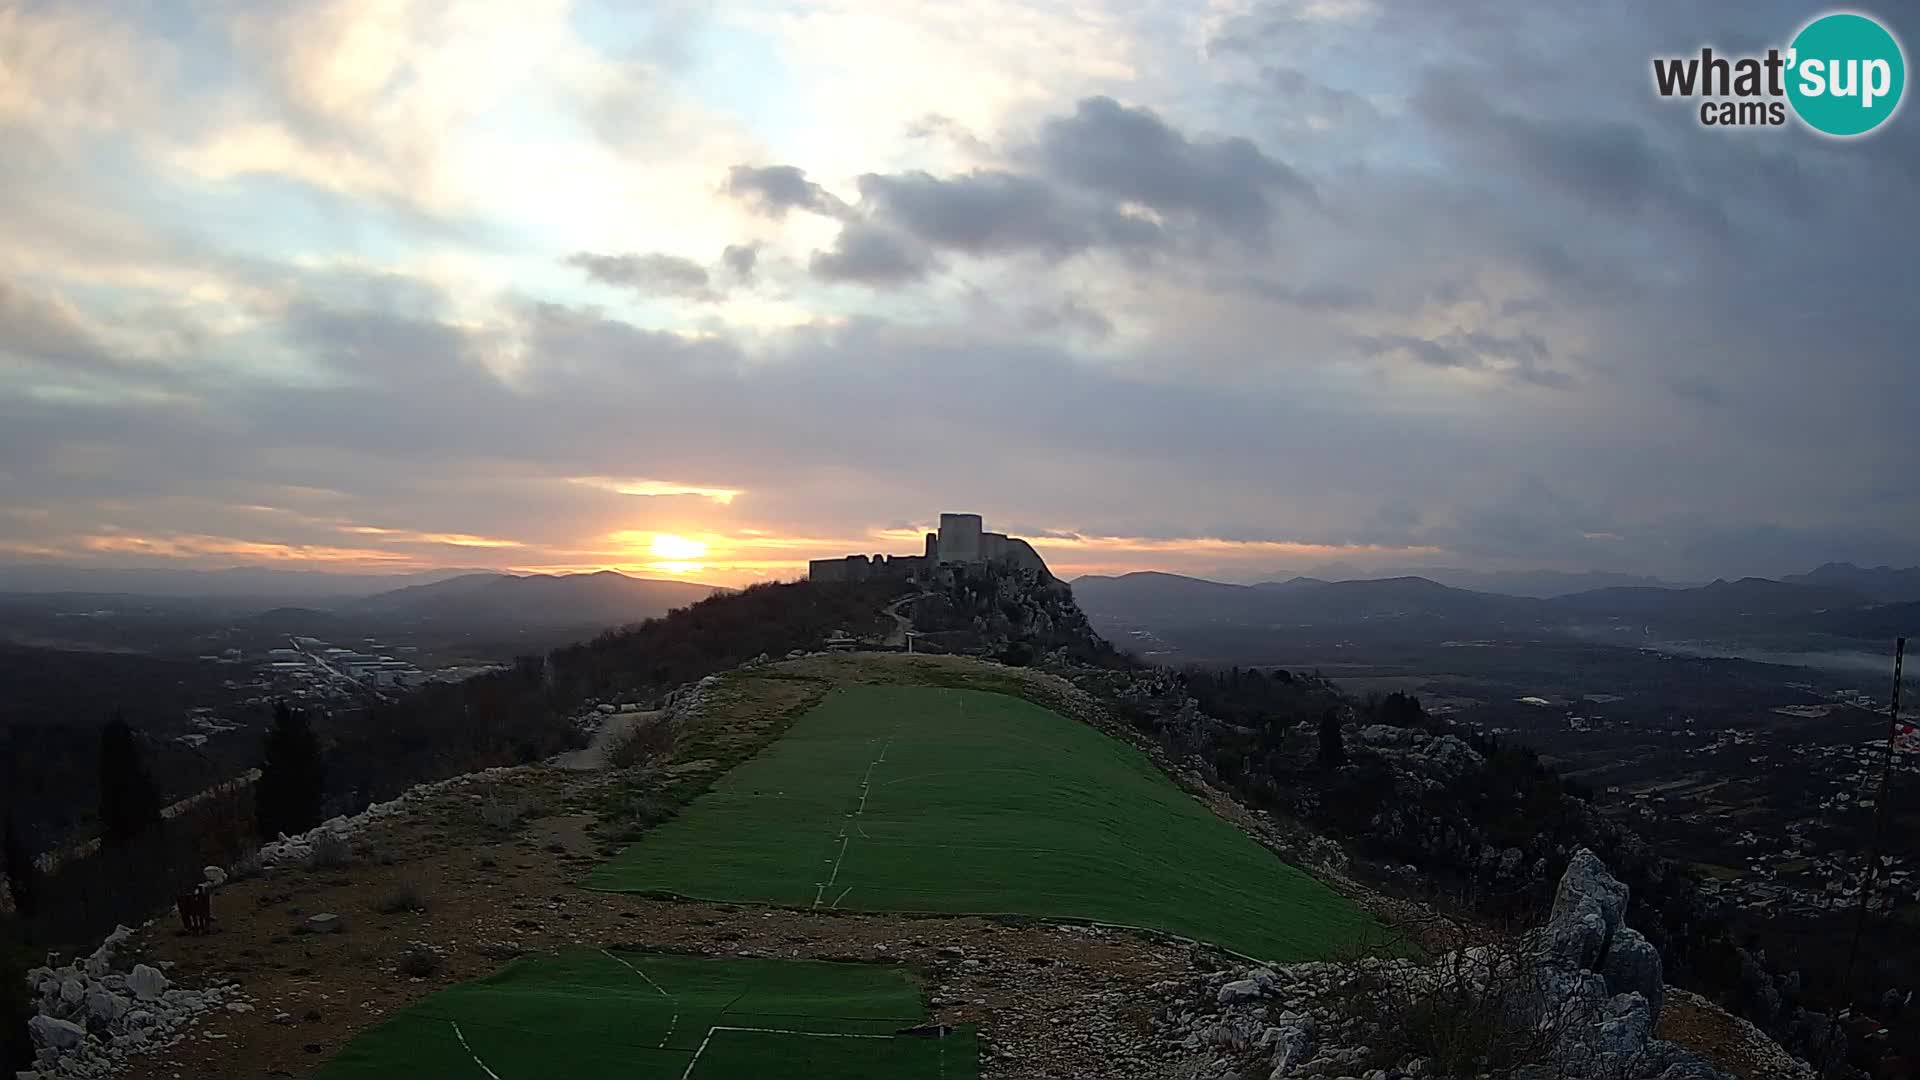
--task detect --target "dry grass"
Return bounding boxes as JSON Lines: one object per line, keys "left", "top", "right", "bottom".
{"left": 305, "top": 833, "right": 352, "bottom": 870}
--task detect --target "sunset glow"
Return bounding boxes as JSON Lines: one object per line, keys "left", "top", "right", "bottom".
{"left": 648, "top": 534, "right": 711, "bottom": 562}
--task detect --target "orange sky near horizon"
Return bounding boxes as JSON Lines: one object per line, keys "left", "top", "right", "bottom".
{"left": 13, "top": 522, "right": 1449, "bottom": 587}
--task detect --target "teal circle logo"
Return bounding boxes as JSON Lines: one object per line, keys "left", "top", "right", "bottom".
{"left": 1787, "top": 13, "right": 1906, "bottom": 136}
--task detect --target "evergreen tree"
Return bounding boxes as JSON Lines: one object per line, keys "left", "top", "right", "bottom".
{"left": 256, "top": 702, "right": 326, "bottom": 840}
{"left": 98, "top": 712, "right": 161, "bottom": 849}
{"left": 1317, "top": 707, "right": 1347, "bottom": 769}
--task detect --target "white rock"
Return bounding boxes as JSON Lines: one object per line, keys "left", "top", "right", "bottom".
{"left": 85, "top": 991, "right": 128, "bottom": 1023}
{"left": 27, "top": 1016, "right": 85, "bottom": 1051}
{"left": 127, "top": 964, "right": 169, "bottom": 1001}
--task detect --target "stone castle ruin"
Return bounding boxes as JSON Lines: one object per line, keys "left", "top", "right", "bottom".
{"left": 809, "top": 513, "right": 1051, "bottom": 582}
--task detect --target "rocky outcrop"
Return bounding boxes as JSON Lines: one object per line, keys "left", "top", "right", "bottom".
{"left": 21, "top": 924, "right": 250, "bottom": 1080}
{"left": 1148, "top": 851, "right": 1728, "bottom": 1080}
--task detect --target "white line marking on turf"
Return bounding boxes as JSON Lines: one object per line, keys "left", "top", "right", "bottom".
{"left": 449, "top": 1020, "right": 502, "bottom": 1080}
{"left": 812, "top": 731, "right": 896, "bottom": 908}
{"left": 680, "top": 1025, "right": 896, "bottom": 1080}
{"left": 830, "top": 885, "right": 854, "bottom": 909}
{"left": 601, "top": 949, "right": 679, "bottom": 1049}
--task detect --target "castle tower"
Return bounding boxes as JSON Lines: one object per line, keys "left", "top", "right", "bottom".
{"left": 937, "top": 513, "right": 983, "bottom": 563}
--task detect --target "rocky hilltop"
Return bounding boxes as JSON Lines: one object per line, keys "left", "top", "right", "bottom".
{"left": 10, "top": 568, "right": 1854, "bottom": 1080}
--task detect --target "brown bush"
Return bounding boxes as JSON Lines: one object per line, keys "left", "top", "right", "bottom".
{"left": 607, "top": 718, "right": 677, "bottom": 770}
{"left": 373, "top": 884, "right": 427, "bottom": 915}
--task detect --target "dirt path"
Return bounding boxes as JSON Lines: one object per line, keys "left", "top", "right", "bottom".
{"left": 552, "top": 709, "right": 663, "bottom": 770}
{"left": 882, "top": 593, "right": 930, "bottom": 648}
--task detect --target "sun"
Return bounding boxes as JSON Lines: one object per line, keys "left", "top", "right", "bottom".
{"left": 649, "top": 533, "right": 709, "bottom": 561}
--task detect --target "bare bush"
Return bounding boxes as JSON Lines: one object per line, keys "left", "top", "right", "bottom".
{"left": 478, "top": 796, "right": 523, "bottom": 830}
{"left": 397, "top": 945, "right": 442, "bottom": 978}
{"left": 1325, "top": 930, "right": 1578, "bottom": 1077}
{"left": 608, "top": 718, "right": 676, "bottom": 770}
{"left": 374, "top": 884, "right": 427, "bottom": 915}
{"left": 226, "top": 850, "right": 263, "bottom": 882}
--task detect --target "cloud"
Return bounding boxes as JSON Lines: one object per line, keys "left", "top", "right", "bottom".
{"left": 721, "top": 243, "right": 758, "bottom": 282}
{"left": 808, "top": 223, "right": 930, "bottom": 285}
{"left": 565, "top": 252, "right": 718, "bottom": 301}
{"left": 1353, "top": 330, "right": 1574, "bottom": 388}
{"left": 566, "top": 477, "right": 743, "bottom": 504}
{"left": 725, "top": 164, "right": 851, "bottom": 220}
{"left": 1035, "top": 96, "right": 1314, "bottom": 243}
{"left": 1413, "top": 71, "right": 1729, "bottom": 237}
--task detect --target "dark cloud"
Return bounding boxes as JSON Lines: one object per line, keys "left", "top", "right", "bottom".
{"left": 1353, "top": 331, "right": 1573, "bottom": 389}
{"left": 724, "top": 164, "right": 850, "bottom": 220}
{"left": 1036, "top": 96, "right": 1313, "bottom": 242}
{"left": 797, "top": 96, "right": 1316, "bottom": 285}
{"left": 1223, "top": 276, "right": 1373, "bottom": 311}
{"left": 721, "top": 243, "right": 758, "bottom": 282}
{"left": 1021, "top": 298, "right": 1113, "bottom": 340}
{"left": 807, "top": 223, "right": 930, "bottom": 285}
{"left": 1415, "top": 71, "right": 1730, "bottom": 237}
{"left": 856, "top": 170, "right": 1092, "bottom": 257}
{"left": 565, "top": 252, "right": 717, "bottom": 301}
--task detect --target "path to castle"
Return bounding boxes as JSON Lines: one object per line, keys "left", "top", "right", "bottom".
{"left": 883, "top": 593, "right": 929, "bottom": 648}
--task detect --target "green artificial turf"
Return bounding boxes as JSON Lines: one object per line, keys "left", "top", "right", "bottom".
{"left": 317, "top": 950, "right": 975, "bottom": 1080}
{"left": 591, "top": 685, "right": 1380, "bottom": 962}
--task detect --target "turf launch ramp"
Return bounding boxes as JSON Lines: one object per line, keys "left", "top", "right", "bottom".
{"left": 590, "top": 684, "right": 1377, "bottom": 962}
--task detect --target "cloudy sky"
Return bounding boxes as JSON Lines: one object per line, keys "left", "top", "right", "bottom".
{"left": 1, "top": 0, "right": 1915, "bottom": 586}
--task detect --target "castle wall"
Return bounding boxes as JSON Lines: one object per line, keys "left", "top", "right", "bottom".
{"left": 811, "top": 514, "right": 1049, "bottom": 581}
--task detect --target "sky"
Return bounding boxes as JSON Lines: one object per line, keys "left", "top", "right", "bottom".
{"left": 1, "top": 0, "right": 1916, "bottom": 587}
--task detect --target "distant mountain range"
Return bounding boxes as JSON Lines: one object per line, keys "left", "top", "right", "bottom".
{"left": 1071, "top": 567, "right": 1916, "bottom": 642}
{"left": 1251, "top": 565, "right": 1679, "bottom": 598}
{"left": 1781, "top": 562, "right": 1920, "bottom": 604}
{"left": 0, "top": 563, "right": 490, "bottom": 601}
{"left": 0, "top": 566, "right": 728, "bottom": 635}
{"left": 339, "top": 571, "right": 725, "bottom": 627}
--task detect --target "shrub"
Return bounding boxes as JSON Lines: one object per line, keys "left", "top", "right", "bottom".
{"left": 607, "top": 719, "right": 676, "bottom": 771}
{"left": 397, "top": 946, "right": 442, "bottom": 978}
{"left": 1325, "top": 930, "right": 1578, "bottom": 1077}
{"left": 305, "top": 833, "right": 352, "bottom": 870}
{"left": 478, "top": 797, "right": 522, "bottom": 830}
{"left": 374, "top": 884, "right": 427, "bottom": 915}
{"left": 226, "top": 850, "right": 264, "bottom": 883}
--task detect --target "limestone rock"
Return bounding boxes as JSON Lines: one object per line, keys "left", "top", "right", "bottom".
{"left": 127, "top": 964, "right": 168, "bottom": 1001}
{"left": 27, "top": 1016, "right": 84, "bottom": 1051}
{"left": 1547, "top": 848, "right": 1629, "bottom": 968}
{"left": 304, "top": 912, "right": 344, "bottom": 934}
{"left": 1217, "top": 979, "right": 1264, "bottom": 1005}
{"left": 1600, "top": 926, "right": 1665, "bottom": 1024}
